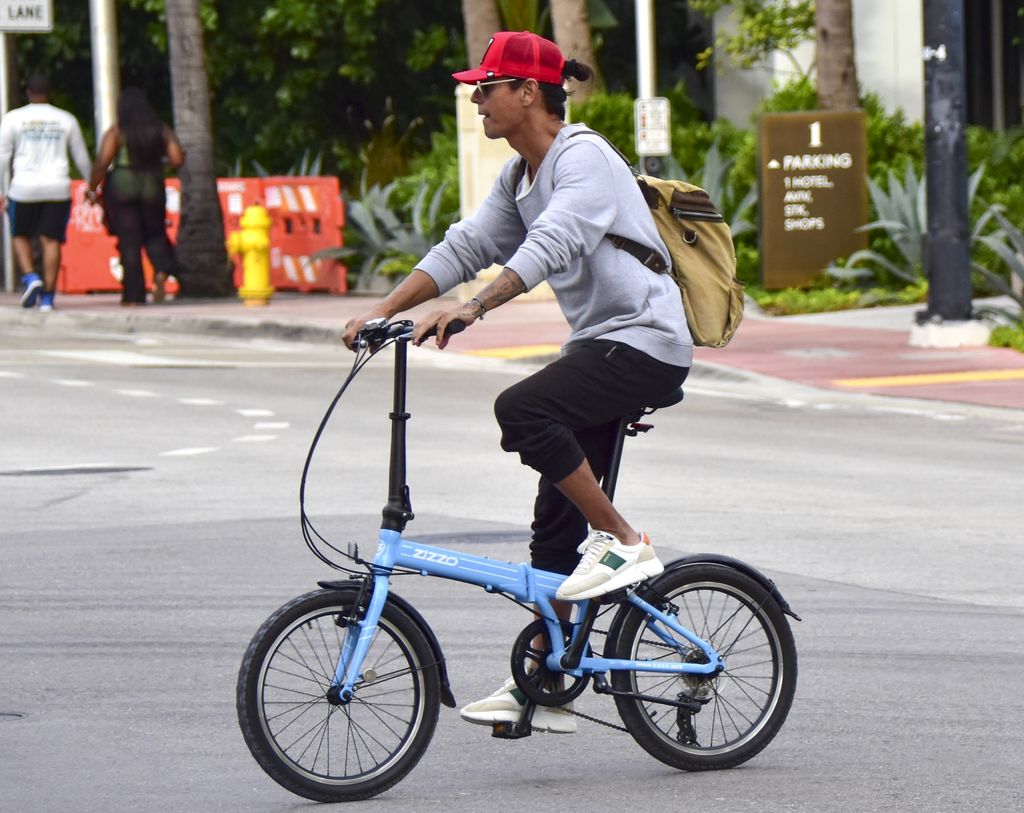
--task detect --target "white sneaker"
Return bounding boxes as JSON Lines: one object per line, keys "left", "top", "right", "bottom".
{"left": 555, "top": 530, "right": 664, "bottom": 601}
{"left": 459, "top": 676, "right": 577, "bottom": 734}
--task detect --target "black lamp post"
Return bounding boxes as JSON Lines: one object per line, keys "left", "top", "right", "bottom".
{"left": 919, "top": 0, "right": 974, "bottom": 323}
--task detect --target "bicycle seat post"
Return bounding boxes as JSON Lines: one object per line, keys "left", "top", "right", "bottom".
{"left": 603, "top": 387, "right": 684, "bottom": 501}
{"left": 381, "top": 338, "right": 414, "bottom": 532}
{"left": 601, "top": 416, "right": 631, "bottom": 502}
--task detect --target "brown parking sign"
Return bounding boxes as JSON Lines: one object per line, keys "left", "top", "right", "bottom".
{"left": 759, "top": 111, "right": 868, "bottom": 289}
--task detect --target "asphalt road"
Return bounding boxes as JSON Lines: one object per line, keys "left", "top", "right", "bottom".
{"left": 1, "top": 324, "right": 1022, "bottom": 812}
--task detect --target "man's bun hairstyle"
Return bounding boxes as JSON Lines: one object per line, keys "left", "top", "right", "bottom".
{"left": 562, "top": 59, "right": 594, "bottom": 83}
{"left": 535, "top": 58, "right": 593, "bottom": 120}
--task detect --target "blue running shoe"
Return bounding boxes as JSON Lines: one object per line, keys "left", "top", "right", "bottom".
{"left": 20, "top": 273, "right": 42, "bottom": 308}
{"left": 39, "top": 291, "right": 54, "bottom": 312}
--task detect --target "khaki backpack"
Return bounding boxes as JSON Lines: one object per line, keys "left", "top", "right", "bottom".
{"left": 569, "top": 130, "right": 745, "bottom": 348}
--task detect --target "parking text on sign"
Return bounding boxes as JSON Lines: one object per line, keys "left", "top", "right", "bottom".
{"left": 758, "top": 111, "right": 868, "bottom": 288}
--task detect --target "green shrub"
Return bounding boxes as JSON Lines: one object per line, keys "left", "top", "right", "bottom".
{"left": 735, "top": 242, "right": 760, "bottom": 287}
{"left": 758, "top": 75, "right": 817, "bottom": 114}
{"left": 750, "top": 281, "right": 927, "bottom": 315}
{"left": 572, "top": 88, "right": 750, "bottom": 174}
{"left": 863, "top": 93, "right": 924, "bottom": 182}
{"left": 570, "top": 91, "right": 639, "bottom": 161}
{"left": 970, "top": 126, "right": 1024, "bottom": 229}
{"left": 390, "top": 115, "right": 460, "bottom": 217}
{"left": 989, "top": 325, "right": 1024, "bottom": 352}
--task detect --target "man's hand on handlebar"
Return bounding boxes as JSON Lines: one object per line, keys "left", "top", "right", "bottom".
{"left": 342, "top": 310, "right": 389, "bottom": 351}
{"left": 343, "top": 313, "right": 468, "bottom": 352}
{"left": 411, "top": 302, "right": 480, "bottom": 349}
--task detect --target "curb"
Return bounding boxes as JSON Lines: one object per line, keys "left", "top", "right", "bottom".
{"left": 0, "top": 306, "right": 347, "bottom": 345}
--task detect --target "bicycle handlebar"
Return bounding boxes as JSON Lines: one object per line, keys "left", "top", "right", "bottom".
{"left": 356, "top": 318, "right": 466, "bottom": 347}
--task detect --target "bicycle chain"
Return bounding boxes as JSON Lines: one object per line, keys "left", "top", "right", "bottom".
{"left": 562, "top": 624, "right": 685, "bottom": 733}
{"left": 566, "top": 706, "right": 629, "bottom": 732}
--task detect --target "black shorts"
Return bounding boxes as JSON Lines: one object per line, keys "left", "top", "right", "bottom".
{"left": 9, "top": 199, "right": 72, "bottom": 242}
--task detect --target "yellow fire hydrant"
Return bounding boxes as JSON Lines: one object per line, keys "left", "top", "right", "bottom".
{"left": 228, "top": 203, "right": 274, "bottom": 307}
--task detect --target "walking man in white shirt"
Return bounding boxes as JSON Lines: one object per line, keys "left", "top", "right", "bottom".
{"left": 0, "top": 74, "right": 92, "bottom": 311}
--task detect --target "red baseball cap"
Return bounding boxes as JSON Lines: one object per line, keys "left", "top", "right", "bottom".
{"left": 452, "top": 31, "right": 566, "bottom": 85}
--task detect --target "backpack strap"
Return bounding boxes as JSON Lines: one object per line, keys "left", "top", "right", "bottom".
{"left": 565, "top": 128, "right": 668, "bottom": 274}
{"left": 607, "top": 234, "right": 669, "bottom": 274}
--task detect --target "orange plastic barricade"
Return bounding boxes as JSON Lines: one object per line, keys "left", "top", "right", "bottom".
{"left": 60, "top": 177, "right": 346, "bottom": 295}
{"left": 261, "top": 176, "right": 346, "bottom": 293}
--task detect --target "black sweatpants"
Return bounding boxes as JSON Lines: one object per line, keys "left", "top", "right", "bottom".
{"left": 494, "top": 339, "right": 688, "bottom": 575}
{"left": 102, "top": 168, "right": 178, "bottom": 304}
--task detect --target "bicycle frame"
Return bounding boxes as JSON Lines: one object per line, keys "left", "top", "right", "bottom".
{"left": 331, "top": 531, "right": 726, "bottom": 702}
{"left": 328, "top": 328, "right": 726, "bottom": 704}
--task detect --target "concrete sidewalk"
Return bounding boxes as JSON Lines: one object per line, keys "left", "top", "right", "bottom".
{"left": 3, "top": 290, "right": 1023, "bottom": 411}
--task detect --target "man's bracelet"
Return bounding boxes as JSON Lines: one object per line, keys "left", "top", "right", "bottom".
{"left": 466, "top": 296, "right": 486, "bottom": 320}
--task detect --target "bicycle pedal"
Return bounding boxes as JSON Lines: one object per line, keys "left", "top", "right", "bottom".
{"left": 491, "top": 720, "right": 533, "bottom": 739}
{"left": 597, "top": 587, "right": 633, "bottom": 604}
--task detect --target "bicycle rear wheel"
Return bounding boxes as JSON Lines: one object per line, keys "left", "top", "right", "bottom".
{"left": 606, "top": 564, "right": 796, "bottom": 771}
{"left": 237, "top": 587, "right": 441, "bottom": 802}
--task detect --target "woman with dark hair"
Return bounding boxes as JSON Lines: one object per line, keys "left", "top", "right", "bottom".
{"left": 343, "top": 31, "right": 692, "bottom": 733}
{"left": 87, "top": 87, "right": 184, "bottom": 305}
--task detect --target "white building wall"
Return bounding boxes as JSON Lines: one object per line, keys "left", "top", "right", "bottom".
{"left": 713, "top": 0, "right": 924, "bottom": 124}
{"left": 853, "top": 0, "right": 923, "bottom": 120}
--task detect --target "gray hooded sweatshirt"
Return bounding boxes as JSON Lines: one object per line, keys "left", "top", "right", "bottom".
{"left": 416, "top": 123, "right": 693, "bottom": 368}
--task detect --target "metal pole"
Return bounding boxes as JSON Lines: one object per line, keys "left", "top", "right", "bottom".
{"left": 635, "top": 0, "right": 655, "bottom": 99}
{"left": 920, "top": 0, "right": 972, "bottom": 322}
{"left": 1, "top": 33, "right": 12, "bottom": 292}
{"left": 635, "top": 0, "right": 662, "bottom": 175}
{"left": 89, "top": 0, "right": 119, "bottom": 138}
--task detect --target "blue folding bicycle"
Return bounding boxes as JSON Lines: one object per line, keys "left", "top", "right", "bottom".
{"left": 236, "top": 318, "right": 800, "bottom": 802}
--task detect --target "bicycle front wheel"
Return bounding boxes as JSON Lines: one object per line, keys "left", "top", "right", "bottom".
{"left": 606, "top": 564, "right": 797, "bottom": 771}
{"left": 236, "top": 587, "right": 441, "bottom": 802}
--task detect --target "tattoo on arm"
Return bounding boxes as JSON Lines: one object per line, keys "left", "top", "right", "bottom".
{"left": 476, "top": 268, "right": 526, "bottom": 312}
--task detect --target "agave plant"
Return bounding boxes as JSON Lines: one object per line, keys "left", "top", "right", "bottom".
{"left": 826, "top": 163, "right": 986, "bottom": 285}
{"left": 230, "top": 150, "right": 324, "bottom": 178}
{"left": 314, "top": 178, "right": 455, "bottom": 291}
{"left": 973, "top": 205, "right": 1024, "bottom": 328}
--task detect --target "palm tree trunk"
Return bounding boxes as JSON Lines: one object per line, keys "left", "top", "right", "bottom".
{"left": 816, "top": 0, "right": 859, "bottom": 110}
{"left": 462, "top": 0, "right": 502, "bottom": 66}
{"left": 165, "top": 0, "right": 231, "bottom": 297}
{"left": 550, "top": 0, "right": 604, "bottom": 102}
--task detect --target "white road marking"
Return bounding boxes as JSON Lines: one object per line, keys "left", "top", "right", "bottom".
{"left": 51, "top": 379, "right": 95, "bottom": 387}
{"left": 236, "top": 408, "right": 275, "bottom": 417}
{"left": 687, "top": 384, "right": 979, "bottom": 423}
{"left": 160, "top": 447, "right": 220, "bottom": 457}
{"left": 232, "top": 435, "right": 278, "bottom": 442}
{"left": 178, "top": 397, "right": 224, "bottom": 406}
{"left": 254, "top": 421, "right": 289, "bottom": 429}
{"left": 114, "top": 388, "right": 158, "bottom": 398}
{"left": 39, "top": 349, "right": 230, "bottom": 367}
{"left": 0, "top": 370, "right": 24, "bottom": 378}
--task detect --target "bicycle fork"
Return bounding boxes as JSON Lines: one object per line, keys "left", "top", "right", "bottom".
{"left": 328, "top": 573, "right": 391, "bottom": 704}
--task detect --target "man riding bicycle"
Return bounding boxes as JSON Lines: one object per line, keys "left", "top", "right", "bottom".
{"left": 342, "top": 30, "right": 692, "bottom": 733}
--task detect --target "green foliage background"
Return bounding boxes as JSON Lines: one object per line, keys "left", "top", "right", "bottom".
{"left": 12, "top": 0, "right": 1023, "bottom": 326}
{"left": 11, "top": 0, "right": 466, "bottom": 182}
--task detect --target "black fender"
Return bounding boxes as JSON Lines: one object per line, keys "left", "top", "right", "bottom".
{"left": 318, "top": 579, "right": 457, "bottom": 708}
{"left": 647, "top": 554, "right": 801, "bottom": 622}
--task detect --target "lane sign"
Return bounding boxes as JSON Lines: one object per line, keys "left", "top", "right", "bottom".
{"left": 0, "top": 0, "right": 52, "bottom": 32}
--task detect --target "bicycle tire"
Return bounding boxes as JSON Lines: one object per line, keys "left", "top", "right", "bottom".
{"left": 236, "top": 587, "right": 441, "bottom": 802}
{"left": 605, "top": 563, "right": 797, "bottom": 771}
